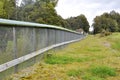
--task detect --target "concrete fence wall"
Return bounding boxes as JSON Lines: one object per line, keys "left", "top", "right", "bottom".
{"left": 0, "top": 19, "right": 85, "bottom": 79}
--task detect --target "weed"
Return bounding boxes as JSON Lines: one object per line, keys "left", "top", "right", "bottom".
{"left": 106, "top": 33, "right": 120, "bottom": 51}
{"left": 45, "top": 54, "right": 91, "bottom": 64}
{"left": 90, "top": 66, "right": 116, "bottom": 78}
{"left": 87, "top": 48, "right": 101, "bottom": 52}
{"left": 67, "top": 69, "right": 81, "bottom": 77}
{"left": 45, "top": 55, "right": 74, "bottom": 64}
{"left": 82, "top": 75, "right": 104, "bottom": 80}
{"left": 112, "top": 41, "right": 120, "bottom": 51}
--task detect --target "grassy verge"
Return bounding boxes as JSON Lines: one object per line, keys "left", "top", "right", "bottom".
{"left": 7, "top": 33, "right": 120, "bottom": 80}
{"left": 90, "top": 66, "right": 116, "bottom": 78}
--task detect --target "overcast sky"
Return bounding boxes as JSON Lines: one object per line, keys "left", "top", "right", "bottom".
{"left": 55, "top": 0, "right": 120, "bottom": 26}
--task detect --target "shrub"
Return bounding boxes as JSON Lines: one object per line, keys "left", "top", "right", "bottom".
{"left": 100, "top": 30, "right": 112, "bottom": 37}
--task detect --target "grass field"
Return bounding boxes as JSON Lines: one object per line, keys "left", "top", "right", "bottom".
{"left": 7, "top": 33, "right": 120, "bottom": 80}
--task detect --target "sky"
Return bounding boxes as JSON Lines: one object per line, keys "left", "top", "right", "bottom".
{"left": 55, "top": 0, "right": 120, "bottom": 30}
{"left": 18, "top": 0, "right": 22, "bottom": 6}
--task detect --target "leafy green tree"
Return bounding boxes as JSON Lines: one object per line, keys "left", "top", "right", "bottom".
{"left": 109, "top": 11, "right": 120, "bottom": 31}
{"left": 0, "top": 0, "right": 6, "bottom": 18}
{"left": 78, "top": 14, "right": 90, "bottom": 33}
{"left": 0, "top": 0, "right": 16, "bottom": 19}
{"left": 93, "top": 12, "right": 119, "bottom": 34}
{"left": 66, "top": 14, "right": 90, "bottom": 33}
{"left": 16, "top": 0, "right": 67, "bottom": 27}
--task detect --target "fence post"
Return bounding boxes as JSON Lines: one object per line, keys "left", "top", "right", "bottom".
{"left": 13, "top": 27, "right": 18, "bottom": 73}
{"left": 32, "top": 28, "right": 36, "bottom": 63}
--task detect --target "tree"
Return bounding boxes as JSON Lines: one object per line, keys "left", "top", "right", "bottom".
{"left": 16, "top": 0, "right": 66, "bottom": 27}
{"left": 0, "top": 0, "right": 16, "bottom": 19}
{"left": 0, "top": 0, "right": 6, "bottom": 18}
{"left": 109, "top": 10, "right": 120, "bottom": 31}
{"left": 93, "top": 12, "right": 119, "bottom": 34}
{"left": 78, "top": 14, "right": 89, "bottom": 33}
{"left": 66, "top": 14, "right": 90, "bottom": 33}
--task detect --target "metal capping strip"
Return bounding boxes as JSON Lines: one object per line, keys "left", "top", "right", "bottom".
{"left": 0, "top": 18, "right": 80, "bottom": 34}
{"left": 0, "top": 38, "right": 84, "bottom": 72}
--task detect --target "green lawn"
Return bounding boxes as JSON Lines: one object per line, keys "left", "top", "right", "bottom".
{"left": 7, "top": 33, "right": 120, "bottom": 80}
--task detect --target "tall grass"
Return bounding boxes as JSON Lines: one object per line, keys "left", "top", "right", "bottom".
{"left": 45, "top": 54, "right": 91, "bottom": 64}
{"left": 112, "top": 41, "right": 120, "bottom": 51}
{"left": 67, "top": 69, "right": 81, "bottom": 77}
{"left": 107, "top": 33, "right": 120, "bottom": 51}
{"left": 90, "top": 66, "right": 116, "bottom": 78}
{"left": 82, "top": 75, "right": 104, "bottom": 80}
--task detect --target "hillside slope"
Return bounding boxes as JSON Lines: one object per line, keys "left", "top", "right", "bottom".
{"left": 7, "top": 33, "right": 120, "bottom": 80}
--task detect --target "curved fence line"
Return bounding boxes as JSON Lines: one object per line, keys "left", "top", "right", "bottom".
{"left": 0, "top": 19, "right": 79, "bottom": 34}
{"left": 0, "top": 38, "right": 83, "bottom": 72}
{"left": 0, "top": 18, "right": 85, "bottom": 79}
